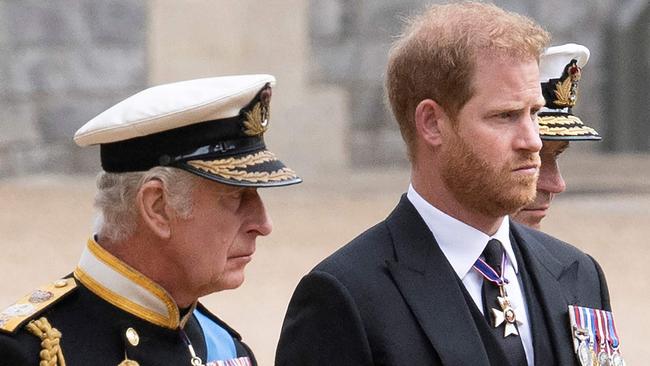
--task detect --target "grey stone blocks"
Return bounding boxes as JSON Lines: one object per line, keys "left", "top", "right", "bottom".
{"left": 0, "top": 0, "right": 147, "bottom": 177}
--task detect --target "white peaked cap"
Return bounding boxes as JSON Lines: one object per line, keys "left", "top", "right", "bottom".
{"left": 74, "top": 74, "right": 276, "bottom": 146}
{"left": 539, "top": 43, "right": 590, "bottom": 83}
{"left": 72, "top": 74, "right": 302, "bottom": 187}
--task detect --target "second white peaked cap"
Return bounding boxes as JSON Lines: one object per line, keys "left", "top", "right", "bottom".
{"left": 537, "top": 43, "right": 601, "bottom": 141}
{"left": 73, "top": 74, "right": 301, "bottom": 187}
{"left": 539, "top": 43, "right": 589, "bottom": 83}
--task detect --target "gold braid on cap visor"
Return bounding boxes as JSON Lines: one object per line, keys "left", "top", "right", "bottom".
{"left": 187, "top": 151, "right": 298, "bottom": 183}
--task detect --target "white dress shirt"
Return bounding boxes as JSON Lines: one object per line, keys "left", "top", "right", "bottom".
{"left": 407, "top": 184, "right": 534, "bottom": 365}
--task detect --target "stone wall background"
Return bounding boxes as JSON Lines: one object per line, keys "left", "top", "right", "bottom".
{"left": 0, "top": 0, "right": 147, "bottom": 177}
{"left": 0, "top": 0, "right": 648, "bottom": 178}
{"left": 308, "top": 0, "right": 650, "bottom": 166}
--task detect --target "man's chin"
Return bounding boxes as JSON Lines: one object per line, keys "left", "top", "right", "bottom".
{"left": 512, "top": 210, "right": 543, "bottom": 229}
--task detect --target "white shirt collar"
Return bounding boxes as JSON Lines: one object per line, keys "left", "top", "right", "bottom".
{"left": 406, "top": 184, "right": 519, "bottom": 280}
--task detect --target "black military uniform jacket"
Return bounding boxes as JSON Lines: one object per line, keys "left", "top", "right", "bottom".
{"left": 0, "top": 239, "right": 256, "bottom": 366}
{"left": 276, "top": 195, "right": 611, "bottom": 365}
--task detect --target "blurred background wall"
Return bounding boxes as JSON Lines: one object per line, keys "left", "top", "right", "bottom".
{"left": 0, "top": 0, "right": 147, "bottom": 175}
{"left": 0, "top": 0, "right": 648, "bottom": 181}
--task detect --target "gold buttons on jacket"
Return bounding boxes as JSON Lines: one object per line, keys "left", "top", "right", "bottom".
{"left": 126, "top": 327, "right": 140, "bottom": 346}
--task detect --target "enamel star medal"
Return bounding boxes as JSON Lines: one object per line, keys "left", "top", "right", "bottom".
{"left": 491, "top": 288, "right": 524, "bottom": 337}
{"left": 473, "top": 252, "right": 522, "bottom": 337}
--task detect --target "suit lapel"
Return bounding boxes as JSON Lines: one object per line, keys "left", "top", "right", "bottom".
{"left": 385, "top": 196, "right": 491, "bottom": 365}
{"left": 511, "top": 222, "right": 578, "bottom": 366}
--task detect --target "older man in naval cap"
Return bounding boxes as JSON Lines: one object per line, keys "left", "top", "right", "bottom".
{"left": 512, "top": 44, "right": 627, "bottom": 366}
{"left": 0, "top": 75, "right": 300, "bottom": 366}
{"left": 513, "top": 44, "right": 601, "bottom": 228}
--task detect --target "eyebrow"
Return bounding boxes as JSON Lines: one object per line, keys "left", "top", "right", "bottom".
{"left": 487, "top": 98, "right": 546, "bottom": 114}
{"left": 486, "top": 105, "right": 541, "bottom": 116}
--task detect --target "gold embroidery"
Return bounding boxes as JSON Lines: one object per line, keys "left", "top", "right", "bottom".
{"left": 539, "top": 115, "right": 584, "bottom": 126}
{"left": 553, "top": 61, "right": 581, "bottom": 107}
{"left": 188, "top": 151, "right": 276, "bottom": 171}
{"left": 191, "top": 165, "right": 297, "bottom": 183}
{"left": 187, "top": 151, "right": 297, "bottom": 183}
{"left": 243, "top": 102, "right": 270, "bottom": 136}
{"left": 538, "top": 126, "right": 599, "bottom": 136}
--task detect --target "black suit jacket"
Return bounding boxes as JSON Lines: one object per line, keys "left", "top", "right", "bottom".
{"left": 276, "top": 195, "right": 610, "bottom": 365}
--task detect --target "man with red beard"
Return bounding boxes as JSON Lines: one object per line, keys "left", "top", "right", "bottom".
{"left": 513, "top": 44, "right": 602, "bottom": 229}
{"left": 276, "top": 3, "right": 613, "bottom": 366}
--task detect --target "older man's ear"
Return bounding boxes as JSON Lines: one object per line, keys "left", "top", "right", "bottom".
{"left": 137, "top": 179, "right": 173, "bottom": 239}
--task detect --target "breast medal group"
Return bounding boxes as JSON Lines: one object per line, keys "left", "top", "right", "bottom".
{"left": 569, "top": 305, "right": 625, "bottom": 366}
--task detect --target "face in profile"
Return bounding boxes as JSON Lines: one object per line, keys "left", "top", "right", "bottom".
{"left": 170, "top": 180, "right": 273, "bottom": 298}
{"left": 512, "top": 140, "right": 569, "bottom": 228}
{"left": 439, "top": 54, "right": 544, "bottom": 218}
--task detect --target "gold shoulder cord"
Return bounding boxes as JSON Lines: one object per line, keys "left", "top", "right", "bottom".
{"left": 25, "top": 317, "right": 66, "bottom": 366}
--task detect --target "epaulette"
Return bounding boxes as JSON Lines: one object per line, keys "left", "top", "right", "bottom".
{"left": 0, "top": 277, "right": 77, "bottom": 334}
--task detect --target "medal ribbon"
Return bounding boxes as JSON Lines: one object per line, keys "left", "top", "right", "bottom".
{"left": 572, "top": 305, "right": 582, "bottom": 329}
{"left": 600, "top": 310, "right": 612, "bottom": 355}
{"left": 589, "top": 307, "right": 597, "bottom": 351}
{"left": 571, "top": 306, "right": 623, "bottom": 361}
{"left": 606, "top": 311, "right": 620, "bottom": 349}
{"left": 473, "top": 252, "right": 509, "bottom": 286}
{"left": 578, "top": 306, "right": 594, "bottom": 351}
{"left": 595, "top": 309, "right": 606, "bottom": 354}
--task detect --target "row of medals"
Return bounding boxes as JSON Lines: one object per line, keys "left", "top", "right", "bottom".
{"left": 574, "top": 327, "right": 625, "bottom": 366}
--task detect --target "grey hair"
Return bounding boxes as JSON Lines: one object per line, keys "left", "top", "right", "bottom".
{"left": 94, "top": 167, "right": 198, "bottom": 243}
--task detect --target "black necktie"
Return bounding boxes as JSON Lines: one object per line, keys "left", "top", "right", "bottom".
{"left": 480, "top": 239, "right": 528, "bottom": 366}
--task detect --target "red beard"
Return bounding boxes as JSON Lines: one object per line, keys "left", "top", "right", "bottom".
{"left": 440, "top": 131, "right": 539, "bottom": 218}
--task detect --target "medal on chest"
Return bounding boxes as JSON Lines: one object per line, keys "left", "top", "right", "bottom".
{"left": 568, "top": 305, "right": 626, "bottom": 366}
{"left": 473, "top": 252, "right": 523, "bottom": 337}
{"left": 491, "top": 289, "right": 524, "bottom": 337}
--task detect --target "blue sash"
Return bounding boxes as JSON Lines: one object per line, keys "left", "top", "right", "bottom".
{"left": 194, "top": 309, "right": 237, "bottom": 361}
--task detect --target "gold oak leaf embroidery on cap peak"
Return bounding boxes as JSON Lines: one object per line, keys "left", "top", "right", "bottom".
{"left": 186, "top": 151, "right": 297, "bottom": 182}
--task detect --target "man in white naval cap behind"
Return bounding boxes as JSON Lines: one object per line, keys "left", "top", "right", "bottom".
{"left": 0, "top": 74, "right": 301, "bottom": 366}
{"left": 513, "top": 44, "right": 626, "bottom": 366}
{"left": 514, "top": 43, "right": 602, "bottom": 229}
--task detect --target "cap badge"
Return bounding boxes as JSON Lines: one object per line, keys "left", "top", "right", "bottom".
{"left": 243, "top": 86, "right": 271, "bottom": 136}
{"left": 553, "top": 59, "right": 582, "bottom": 108}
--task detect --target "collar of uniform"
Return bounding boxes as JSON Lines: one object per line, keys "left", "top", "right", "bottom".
{"left": 73, "top": 238, "right": 196, "bottom": 329}
{"left": 406, "top": 184, "right": 519, "bottom": 279}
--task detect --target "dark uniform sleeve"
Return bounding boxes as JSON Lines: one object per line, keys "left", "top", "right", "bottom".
{"left": 275, "top": 270, "right": 374, "bottom": 366}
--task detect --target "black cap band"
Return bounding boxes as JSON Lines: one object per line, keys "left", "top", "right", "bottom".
{"left": 100, "top": 116, "right": 265, "bottom": 172}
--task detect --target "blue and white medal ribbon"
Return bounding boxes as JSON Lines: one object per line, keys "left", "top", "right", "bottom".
{"left": 473, "top": 253, "right": 509, "bottom": 287}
